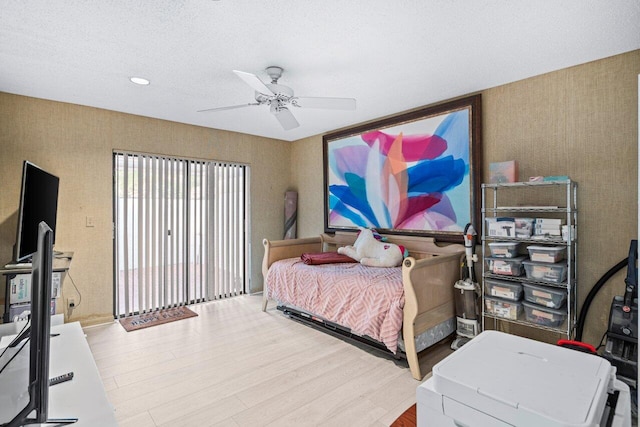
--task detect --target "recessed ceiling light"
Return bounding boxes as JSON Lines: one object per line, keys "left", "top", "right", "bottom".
{"left": 129, "top": 77, "right": 150, "bottom": 85}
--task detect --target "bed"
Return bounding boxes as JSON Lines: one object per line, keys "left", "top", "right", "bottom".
{"left": 261, "top": 231, "right": 465, "bottom": 380}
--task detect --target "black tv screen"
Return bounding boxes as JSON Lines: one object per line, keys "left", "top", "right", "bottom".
{"left": 14, "top": 162, "right": 59, "bottom": 262}
{"left": 0, "top": 222, "right": 75, "bottom": 427}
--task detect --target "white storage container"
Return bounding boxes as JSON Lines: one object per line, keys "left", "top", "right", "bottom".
{"left": 522, "top": 259, "right": 567, "bottom": 284}
{"left": 484, "top": 296, "right": 522, "bottom": 320}
{"left": 522, "top": 282, "right": 567, "bottom": 309}
{"left": 417, "top": 331, "right": 631, "bottom": 427}
{"left": 485, "top": 256, "right": 526, "bottom": 276}
{"left": 485, "top": 278, "right": 523, "bottom": 301}
{"left": 487, "top": 242, "right": 520, "bottom": 258}
{"left": 522, "top": 301, "right": 567, "bottom": 327}
{"left": 527, "top": 245, "right": 566, "bottom": 263}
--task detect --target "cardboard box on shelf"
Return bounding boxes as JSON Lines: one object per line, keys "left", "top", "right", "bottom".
{"left": 9, "top": 272, "right": 61, "bottom": 304}
{"left": 486, "top": 217, "right": 516, "bottom": 237}
{"left": 489, "top": 161, "right": 518, "bottom": 183}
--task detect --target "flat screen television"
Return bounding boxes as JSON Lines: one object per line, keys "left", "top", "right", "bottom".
{"left": 14, "top": 161, "right": 59, "bottom": 263}
{"left": 0, "top": 222, "right": 74, "bottom": 426}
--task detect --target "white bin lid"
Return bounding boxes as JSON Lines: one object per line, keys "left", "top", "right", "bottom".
{"left": 432, "top": 331, "right": 612, "bottom": 427}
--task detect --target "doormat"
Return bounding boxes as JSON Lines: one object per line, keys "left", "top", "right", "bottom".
{"left": 119, "top": 306, "right": 198, "bottom": 332}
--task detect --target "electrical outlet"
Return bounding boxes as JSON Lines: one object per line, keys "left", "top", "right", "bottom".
{"left": 85, "top": 216, "right": 95, "bottom": 227}
{"left": 67, "top": 298, "right": 75, "bottom": 309}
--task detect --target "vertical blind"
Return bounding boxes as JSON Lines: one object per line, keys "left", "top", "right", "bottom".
{"left": 113, "top": 152, "right": 249, "bottom": 317}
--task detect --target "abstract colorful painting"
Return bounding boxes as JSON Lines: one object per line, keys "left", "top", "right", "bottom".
{"left": 323, "top": 95, "right": 482, "bottom": 241}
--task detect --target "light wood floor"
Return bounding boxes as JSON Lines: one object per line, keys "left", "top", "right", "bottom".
{"left": 84, "top": 294, "right": 453, "bottom": 426}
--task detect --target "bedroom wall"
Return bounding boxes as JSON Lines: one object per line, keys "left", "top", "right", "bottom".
{"left": 0, "top": 93, "right": 291, "bottom": 325}
{"left": 290, "top": 49, "right": 640, "bottom": 347}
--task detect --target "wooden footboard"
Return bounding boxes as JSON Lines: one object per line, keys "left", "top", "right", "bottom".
{"left": 402, "top": 252, "right": 464, "bottom": 380}
{"left": 262, "top": 237, "right": 322, "bottom": 311}
{"left": 262, "top": 231, "right": 463, "bottom": 381}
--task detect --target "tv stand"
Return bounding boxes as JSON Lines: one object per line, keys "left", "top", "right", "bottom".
{"left": 41, "top": 419, "right": 78, "bottom": 426}
{"left": 0, "top": 322, "right": 117, "bottom": 426}
{"left": 12, "top": 416, "right": 77, "bottom": 426}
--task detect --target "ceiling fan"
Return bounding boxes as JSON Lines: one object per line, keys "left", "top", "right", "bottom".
{"left": 198, "top": 66, "right": 356, "bottom": 130}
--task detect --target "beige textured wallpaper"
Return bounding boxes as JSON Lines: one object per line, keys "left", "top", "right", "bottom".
{"left": 0, "top": 95, "right": 291, "bottom": 325}
{"left": 1, "top": 50, "right": 638, "bottom": 347}
{"left": 291, "top": 50, "right": 640, "bottom": 347}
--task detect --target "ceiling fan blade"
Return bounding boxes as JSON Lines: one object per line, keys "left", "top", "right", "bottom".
{"left": 273, "top": 107, "right": 299, "bottom": 130}
{"left": 293, "top": 97, "right": 356, "bottom": 110}
{"left": 197, "top": 103, "right": 259, "bottom": 113}
{"left": 233, "top": 70, "right": 274, "bottom": 95}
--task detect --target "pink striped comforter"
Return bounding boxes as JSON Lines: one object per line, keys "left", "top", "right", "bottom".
{"left": 265, "top": 257, "right": 405, "bottom": 353}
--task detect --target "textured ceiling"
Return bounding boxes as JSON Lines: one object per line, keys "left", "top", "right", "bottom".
{"left": 1, "top": 1, "right": 639, "bottom": 142}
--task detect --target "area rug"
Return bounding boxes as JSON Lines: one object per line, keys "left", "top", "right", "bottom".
{"left": 119, "top": 306, "right": 198, "bottom": 332}
{"left": 390, "top": 403, "right": 416, "bottom": 427}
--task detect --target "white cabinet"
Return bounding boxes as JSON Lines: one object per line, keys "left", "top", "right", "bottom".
{"left": 0, "top": 322, "right": 117, "bottom": 426}
{"left": 481, "top": 180, "right": 577, "bottom": 338}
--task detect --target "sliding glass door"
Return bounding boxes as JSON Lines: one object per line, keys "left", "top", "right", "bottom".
{"left": 113, "top": 152, "right": 249, "bottom": 317}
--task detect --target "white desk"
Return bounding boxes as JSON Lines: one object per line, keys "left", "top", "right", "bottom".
{"left": 0, "top": 322, "right": 117, "bottom": 426}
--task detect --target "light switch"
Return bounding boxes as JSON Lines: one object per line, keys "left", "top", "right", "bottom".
{"left": 86, "top": 216, "right": 95, "bottom": 227}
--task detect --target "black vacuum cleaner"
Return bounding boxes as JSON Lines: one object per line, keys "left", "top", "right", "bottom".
{"left": 568, "top": 239, "right": 637, "bottom": 416}
{"left": 601, "top": 240, "right": 638, "bottom": 390}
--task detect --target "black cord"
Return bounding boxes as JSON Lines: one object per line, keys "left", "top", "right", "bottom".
{"left": 66, "top": 272, "right": 82, "bottom": 308}
{"left": 595, "top": 330, "right": 609, "bottom": 352}
{"left": 575, "top": 258, "right": 627, "bottom": 342}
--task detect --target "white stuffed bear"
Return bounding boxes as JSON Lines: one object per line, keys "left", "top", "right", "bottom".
{"left": 337, "top": 228, "right": 407, "bottom": 267}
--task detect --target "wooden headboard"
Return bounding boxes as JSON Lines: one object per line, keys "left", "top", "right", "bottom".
{"left": 320, "top": 231, "right": 464, "bottom": 259}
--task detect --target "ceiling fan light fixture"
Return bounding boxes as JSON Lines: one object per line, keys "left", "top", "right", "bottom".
{"left": 270, "top": 102, "right": 283, "bottom": 114}
{"left": 199, "top": 67, "right": 356, "bottom": 131}
{"left": 129, "top": 76, "right": 150, "bottom": 85}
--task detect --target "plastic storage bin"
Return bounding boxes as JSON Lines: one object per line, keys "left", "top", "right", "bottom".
{"left": 484, "top": 296, "right": 523, "bottom": 320}
{"left": 485, "top": 278, "right": 523, "bottom": 301}
{"left": 488, "top": 242, "right": 520, "bottom": 258}
{"left": 522, "top": 282, "right": 567, "bottom": 309}
{"left": 527, "top": 245, "right": 566, "bottom": 263}
{"left": 522, "top": 260, "right": 567, "bottom": 284}
{"left": 522, "top": 301, "right": 567, "bottom": 327}
{"left": 486, "top": 256, "right": 526, "bottom": 276}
